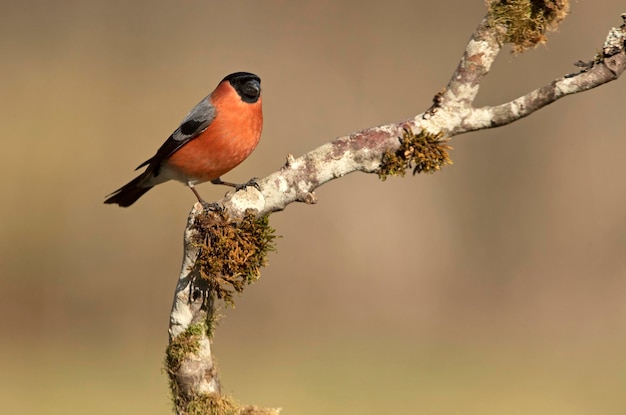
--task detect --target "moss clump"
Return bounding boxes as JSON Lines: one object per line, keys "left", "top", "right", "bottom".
{"left": 239, "top": 406, "right": 282, "bottom": 415}
{"left": 378, "top": 128, "right": 452, "bottom": 180}
{"left": 192, "top": 210, "right": 277, "bottom": 306}
{"left": 486, "top": 0, "right": 569, "bottom": 53}
{"left": 186, "top": 393, "right": 239, "bottom": 415}
{"left": 185, "top": 393, "right": 280, "bottom": 415}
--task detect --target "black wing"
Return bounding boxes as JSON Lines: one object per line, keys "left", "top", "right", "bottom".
{"left": 135, "top": 96, "right": 217, "bottom": 176}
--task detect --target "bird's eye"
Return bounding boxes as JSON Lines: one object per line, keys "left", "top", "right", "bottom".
{"left": 234, "top": 78, "right": 261, "bottom": 103}
{"left": 244, "top": 83, "right": 260, "bottom": 98}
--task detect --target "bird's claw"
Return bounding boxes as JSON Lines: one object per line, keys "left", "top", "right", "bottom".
{"left": 235, "top": 177, "right": 260, "bottom": 192}
{"left": 200, "top": 201, "right": 224, "bottom": 212}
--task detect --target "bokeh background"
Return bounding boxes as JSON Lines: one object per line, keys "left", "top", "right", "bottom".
{"left": 1, "top": 1, "right": 625, "bottom": 414}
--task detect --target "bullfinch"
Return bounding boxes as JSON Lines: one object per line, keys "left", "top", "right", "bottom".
{"left": 104, "top": 71, "right": 263, "bottom": 208}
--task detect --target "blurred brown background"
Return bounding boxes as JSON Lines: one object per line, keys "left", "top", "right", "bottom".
{"left": 1, "top": 1, "right": 625, "bottom": 414}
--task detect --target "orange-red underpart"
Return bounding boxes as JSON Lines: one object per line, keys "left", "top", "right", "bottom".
{"left": 165, "top": 82, "right": 263, "bottom": 183}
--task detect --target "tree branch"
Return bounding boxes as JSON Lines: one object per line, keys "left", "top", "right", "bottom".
{"left": 466, "top": 46, "right": 626, "bottom": 130}
{"left": 165, "top": 10, "right": 626, "bottom": 415}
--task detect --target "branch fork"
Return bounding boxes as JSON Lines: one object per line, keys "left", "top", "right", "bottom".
{"left": 165, "top": 7, "right": 626, "bottom": 414}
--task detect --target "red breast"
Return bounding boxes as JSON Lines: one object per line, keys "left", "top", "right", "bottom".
{"left": 164, "top": 81, "right": 263, "bottom": 183}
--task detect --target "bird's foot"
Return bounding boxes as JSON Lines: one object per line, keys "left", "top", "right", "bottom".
{"left": 189, "top": 185, "right": 222, "bottom": 212}
{"left": 235, "top": 177, "right": 260, "bottom": 192}
{"left": 200, "top": 201, "right": 224, "bottom": 212}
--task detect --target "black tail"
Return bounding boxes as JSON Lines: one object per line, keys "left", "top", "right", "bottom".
{"left": 104, "top": 175, "right": 153, "bottom": 207}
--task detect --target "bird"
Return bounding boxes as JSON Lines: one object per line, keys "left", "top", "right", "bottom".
{"left": 104, "top": 71, "right": 263, "bottom": 208}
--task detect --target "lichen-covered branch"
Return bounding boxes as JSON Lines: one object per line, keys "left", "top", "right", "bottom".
{"left": 166, "top": 209, "right": 279, "bottom": 415}
{"left": 460, "top": 28, "right": 626, "bottom": 131}
{"left": 166, "top": 7, "right": 626, "bottom": 414}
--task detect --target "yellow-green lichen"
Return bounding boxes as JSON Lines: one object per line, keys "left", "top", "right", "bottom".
{"left": 165, "top": 322, "right": 206, "bottom": 376}
{"left": 165, "top": 322, "right": 208, "bottom": 413}
{"left": 378, "top": 128, "right": 452, "bottom": 180}
{"left": 486, "top": 0, "right": 570, "bottom": 53}
{"left": 191, "top": 210, "right": 277, "bottom": 306}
